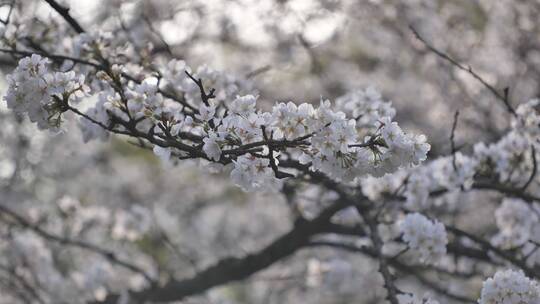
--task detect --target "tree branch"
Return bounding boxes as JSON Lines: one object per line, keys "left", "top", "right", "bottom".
{"left": 410, "top": 25, "right": 516, "bottom": 116}
{"left": 0, "top": 204, "right": 156, "bottom": 284}
{"left": 93, "top": 199, "right": 352, "bottom": 303}
{"left": 42, "top": 0, "right": 85, "bottom": 34}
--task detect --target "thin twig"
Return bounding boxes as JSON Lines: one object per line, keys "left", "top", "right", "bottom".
{"left": 142, "top": 14, "right": 173, "bottom": 55}
{"left": 446, "top": 225, "right": 539, "bottom": 279}
{"left": 42, "top": 0, "right": 85, "bottom": 33}
{"left": 246, "top": 65, "right": 271, "bottom": 79}
{"left": 521, "top": 145, "right": 537, "bottom": 190}
{"left": 0, "top": 204, "right": 156, "bottom": 283}
{"left": 410, "top": 26, "right": 516, "bottom": 116}
{"left": 184, "top": 70, "right": 216, "bottom": 107}
{"left": 450, "top": 110, "right": 460, "bottom": 171}
{"left": 0, "top": 48, "right": 103, "bottom": 68}
{"left": 261, "top": 126, "right": 294, "bottom": 179}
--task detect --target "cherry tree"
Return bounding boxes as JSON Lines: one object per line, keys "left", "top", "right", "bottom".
{"left": 0, "top": 1, "right": 540, "bottom": 304}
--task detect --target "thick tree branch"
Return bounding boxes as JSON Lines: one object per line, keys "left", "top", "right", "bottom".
{"left": 94, "top": 199, "right": 352, "bottom": 303}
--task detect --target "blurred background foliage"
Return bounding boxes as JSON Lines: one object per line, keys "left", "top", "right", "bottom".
{"left": 0, "top": 0, "right": 539, "bottom": 303}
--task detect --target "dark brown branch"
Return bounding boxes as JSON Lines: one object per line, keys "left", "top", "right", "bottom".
{"left": 246, "top": 65, "right": 271, "bottom": 79}
{"left": 93, "top": 199, "right": 352, "bottom": 304}
{"left": 472, "top": 180, "right": 540, "bottom": 204}
{"left": 0, "top": 48, "right": 103, "bottom": 68}
{"left": 261, "top": 125, "right": 294, "bottom": 179}
{"left": 450, "top": 110, "right": 460, "bottom": 171}
{"left": 392, "top": 179, "right": 540, "bottom": 206}
{"left": 521, "top": 145, "right": 537, "bottom": 191}
{"left": 185, "top": 70, "right": 216, "bottom": 107}
{"left": 142, "top": 14, "right": 172, "bottom": 56}
{"left": 42, "top": 0, "right": 85, "bottom": 34}
{"left": 446, "top": 225, "right": 539, "bottom": 279}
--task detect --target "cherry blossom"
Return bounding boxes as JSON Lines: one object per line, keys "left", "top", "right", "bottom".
{"left": 400, "top": 213, "right": 448, "bottom": 264}
{"left": 478, "top": 270, "right": 540, "bottom": 304}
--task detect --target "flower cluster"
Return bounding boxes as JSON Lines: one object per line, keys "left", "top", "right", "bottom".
{"left": 160, "top": 59, "right": 253, "bottom": 105}
{"left": 360, "top": 99, "right": 540, "bottom": 212}
{"left": 79, "top": 89, "right": 114, "bottom": 142}
{"left": 401, "top": 152, "right": 478, "bottom": 210}
{"left": 512, "top": 98, "right": 540, "bottom": 141}
{"left": 335, "top": 87, "right": 396, "bottom": 128}
{"left": 356, "top": 94, "right": 540, "bottom": 215}
{"left": 184, "top": 64, "right": 253, "bottom": 105}
{"left": 192, "top": 91, "right": 429, "bottom": 188}
{"left": 478, "top": 269, "right": 540, "bottom": 304}
{"left": 359, "top": 149, "right": 479, "bottom": 212}
{"left": 72, "top": 31, "right": 116, "bottom": 60}
{"left": 474, "top": 132, "right": 534, "bottom": 184}
{"left": 400, "top": 213, "right": 448, "bottom": 264}
{"left": 231, "top": 154, "right": 282, "bottom": 192}
{"left": 3, "top": 51, "right": 430, "bottom": 192}
{"left": 271, "top": 99, "right": 429, "bottom": 179}
{"left": 4, "top": 54, "right": 88, "bottom": 130}
{"left": 492, "top": 198, "right": 540, "bottom": 249}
